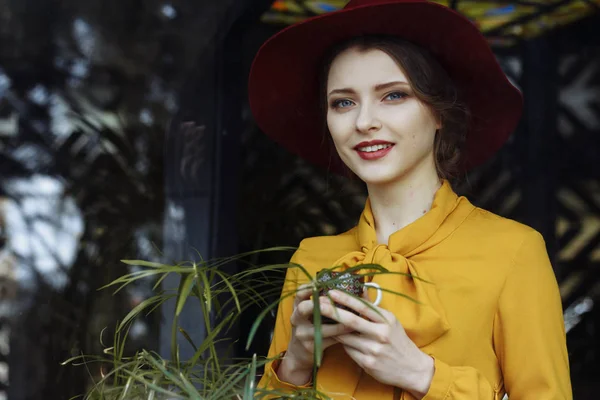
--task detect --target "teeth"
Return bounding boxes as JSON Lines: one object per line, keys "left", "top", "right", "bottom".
{"left": 358, "top": 144, "right": 392, "bottom": 152}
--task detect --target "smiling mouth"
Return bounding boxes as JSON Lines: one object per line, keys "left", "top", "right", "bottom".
{"left": 354, "top": 142, "right": 395, "bottom": 160}
{"left": 356, "top": 143, "right": 393, "bottom": 153}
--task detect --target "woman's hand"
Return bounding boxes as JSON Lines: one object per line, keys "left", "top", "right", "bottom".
{"left": 322, "top": 289, "right": 435, "bottom": 399}
{"left": 278, "top": 284, "right": 354, "bottom": 386}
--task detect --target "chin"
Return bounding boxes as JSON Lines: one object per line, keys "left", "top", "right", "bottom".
{"left": 352, "top": 167, "right": 404, "bottom": 185}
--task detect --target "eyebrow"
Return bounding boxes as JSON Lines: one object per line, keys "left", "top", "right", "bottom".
{"left": 327, "top": 80, "right": 409, "bottom": 97}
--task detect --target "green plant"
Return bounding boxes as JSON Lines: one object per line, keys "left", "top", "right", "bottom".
{"left": 64, "top": 248, "right": 417, "bottom": 399}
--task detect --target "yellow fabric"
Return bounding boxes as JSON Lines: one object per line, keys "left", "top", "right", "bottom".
{"left": 258, "top": 181, "right": 572, "bottom": 399}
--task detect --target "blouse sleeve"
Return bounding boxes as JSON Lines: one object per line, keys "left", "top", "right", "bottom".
{"left": 257, "top": 247, "right": 313, "bottom": 394}
{"left": 492, "top": 230, "right": 572, "bottom": 399}
{"left": 422, "top": 357, "right": 499, "bottom": 399}
{"left": 423, "top": 231, "right": 572, "bottom": 400}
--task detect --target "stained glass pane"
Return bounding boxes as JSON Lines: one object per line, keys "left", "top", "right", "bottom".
{"left": 262, "top": 0, "right": 600, "bottom": 46}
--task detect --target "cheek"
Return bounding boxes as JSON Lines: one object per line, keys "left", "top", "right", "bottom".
{"left": 327, "top": 113, "right": 352, "bottom": 145}
{"left": 413, "top": 132, "right": 436, "bottom": 154}
{"left": 400, "top": 110, "right": 437, "bottom": 149}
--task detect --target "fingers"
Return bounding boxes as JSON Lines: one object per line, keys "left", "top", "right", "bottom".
{"left": 290, "top": 302, "right": 308, "bottom": 327}
{"left": 342, "top": 345, "right": 376, "bottom": 371}
{"left": 329, "top": 290, "right": 388, "bottom": 323}
{"left": 319, "top": 300, "right": 388, "bottom": 338}
{"left": 335, "top": 333, "right": 377, "bottom": 352}
{"left": 293, "top": 284, "right": 314, "bottom": 308}
{"left": 321, "top": 323, "right": 354, "bottom": 337}
{"left": 290, "top": 296, "right": 321, "bottom": 327}
{"left": 295, "top": 320, "right": 353, "bottom": 340}
{"left": 293, "top": 295, "right": 334, "bottom": 322}
{"left": 322, "top": 337, "right": 338, "bottom": 349}
{"left": 290, "top": 298, "right": 315, "bottom": 326}
{"left": 292, "top": 297, "right": 353, "bottom": 329}
{"left": 299, "top": 337, "right": 338, "bottom": 352}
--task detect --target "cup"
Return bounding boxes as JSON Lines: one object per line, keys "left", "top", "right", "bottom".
{"left": 315, "top": 269, "right": 382, "bottom": 324}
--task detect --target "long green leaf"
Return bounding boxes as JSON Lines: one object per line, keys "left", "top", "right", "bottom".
{"left": 120, "top": 259, "right": 174, "bottom": 268}
{"left": 120, "top": 372, "right": 185, "bottom": 399}
{"left": 153, "top": 272, "right": 171, "bottom": 291}
{"left": 312, "top": 285, "right": 323, "bottom": 367}
{"left": 208, "top": 362, "right": 253, "bottom": 400}
{"left": 244, "top": 263, "right": 318, "bottom": 349}
{"left": 243, "top": 354, "right": 258, "bottom": 400}
{"left": 205, "top": 247, "right": 297, "bottom": 271}
{"left": 117, "top": 296, "right": 163, "bottom": 333}
{"left": 171, "top": 315, "right": 180, "bottom": 368}
{"left": 189, "top": 313, "right": 234, "bottom": 366}
{"left": 178, "top": 371, "right": 202, "bottom": 399}
{"left": 196, "top": 264, "right": 212, "bottom": 313}
{"left": 145, "top": 354, "right": 190, "bottom": 393}
{"left": 176, "top": 273, "right": 196, "bottom": 316}
{"left": 118, "top": 376, "right": 133, "bottom": 400}
{"left": 145, "top": 293, "right": 176, "bottom": 315}
{"left": 291, "top": 262, "right": 315, "bottom": 282}
{"left": 116, "top": 320, "right": 132, "bottom": 376}
{"left": 147, "top": 378, "right": 159, "bottom": 400}
{"left": 245, "top": 289, "right": 297, "bottom": 350}
{"left": 178, "top": 327, "right": 198, "bottom": 352}
{"left": 235, "top": 263, "right": 294, "bottom": 279}
{"left": 212, "top": 270, "right": 241, "bottom": 312}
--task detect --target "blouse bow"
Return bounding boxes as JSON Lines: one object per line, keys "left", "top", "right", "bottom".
{"left": 330, "top": 180, "right": 473, "bottom": 347}
{"left": 332, "top": 243, "right": 450, "bottom": 348}
{"left": 316, "top": 181, "right": 476, "bottom": 399}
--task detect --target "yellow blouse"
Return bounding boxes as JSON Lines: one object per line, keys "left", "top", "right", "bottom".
{"left": 258, "top": 180, "right": 572, "bottom": 399}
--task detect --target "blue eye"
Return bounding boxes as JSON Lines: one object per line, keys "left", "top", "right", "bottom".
{"left": 385, "top": 92, "right": 407, "bottom": 101}
{"left": 332, "top": 99, "right": 354, "bottom": 109}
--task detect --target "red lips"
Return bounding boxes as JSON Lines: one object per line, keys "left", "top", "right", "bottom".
{"left": 354, "top": 140, "right": 395, "bottom": 160}
{"left": 354, "top": 140, "right": 394, "bottom": 149}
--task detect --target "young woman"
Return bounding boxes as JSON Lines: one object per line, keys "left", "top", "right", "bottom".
{"left": 248, "top": 0, "right": 572, "bottom": 399}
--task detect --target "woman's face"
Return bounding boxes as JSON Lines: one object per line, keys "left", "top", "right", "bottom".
{"left": 326, "top": 47, "right": 440, "bottom": 185}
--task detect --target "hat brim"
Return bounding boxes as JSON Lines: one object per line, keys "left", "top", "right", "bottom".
{"left": 249, "top": 1, "right": 523, "bottom": 173}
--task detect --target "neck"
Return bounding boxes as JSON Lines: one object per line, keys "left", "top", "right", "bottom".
{"left": 366, "top": 163, "right": 442, "bottom": 245}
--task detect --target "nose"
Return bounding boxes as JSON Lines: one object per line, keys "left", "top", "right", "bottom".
{"left": 355, "top": 104, "right": 382, "bottom": 133}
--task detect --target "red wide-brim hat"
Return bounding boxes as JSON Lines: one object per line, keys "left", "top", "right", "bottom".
{"left": 248, "top": 0, "right": 523, "bottom": 173}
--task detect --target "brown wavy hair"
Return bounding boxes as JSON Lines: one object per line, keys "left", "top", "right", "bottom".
{"left": 319, "top": 35, "right": 470, "bottom": 180}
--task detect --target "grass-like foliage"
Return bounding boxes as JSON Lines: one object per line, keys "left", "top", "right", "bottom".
{"left": 64, "top": 248, "right": 417, "bottom": 399}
